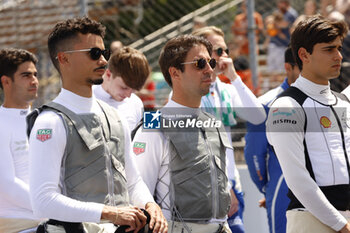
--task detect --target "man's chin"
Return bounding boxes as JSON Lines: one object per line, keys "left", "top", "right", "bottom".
{"left": 117, "top": 96, "right": 125, "bottom": 101}
{"left": 90, "top": 78, "right": 104, "bottom": 85}
{"left": 201, "top": 87, "right": 210, "bottom": 96}
{"left": 329, "top": 71, "right": 341, "bottom": 80}
{"left": 27, "top": 95, "right": 38, "bottom": 103}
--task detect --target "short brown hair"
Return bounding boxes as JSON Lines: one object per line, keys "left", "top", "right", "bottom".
{"left": 0, "top": 48, "right": 37, "bottom": 89}
{"left": 48, "top": 17, "right": 106, "bottom": 72}
{"left": 108, "top": 47, "right": 150, "bottom": 91}
{"left": 192, "top": 26, "right": 224, "bottom": 39}
{"left": 158, "top": 34, "right": 213, "bottom": 87}
{"left": 291, "top": 15, "right": 348, "bottom": 70}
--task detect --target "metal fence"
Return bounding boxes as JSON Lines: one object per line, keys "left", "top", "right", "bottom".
{"left": 0, "top": 0, "right": 329, "bottom": 106}
{"left": 130, "top": 0, "right": 242, "bottom": 70}
{"left": 125, "top": 0, "right": 309, "bottom": 107}
{"left": 126, "top": 0, "right": 309, "bottom": 70}
{"left": 0, "top": 0, "right": 310, "bottom": 73}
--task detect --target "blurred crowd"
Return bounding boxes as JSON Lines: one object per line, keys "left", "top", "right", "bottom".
{"left": 2, "top": 1, "right": 350, "bottom": 233}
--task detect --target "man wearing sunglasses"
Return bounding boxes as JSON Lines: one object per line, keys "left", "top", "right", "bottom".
{"left": 27, "top": 17, "right": 167, "bottom": 233}
{"left": 93, "top": 46, "right": 150, "bottom": 130}
{"left": 193, "top": 26, "right": 266, "bottom": 233}
{"left": 132, "top": 35, "right": 233, "bottom": 232}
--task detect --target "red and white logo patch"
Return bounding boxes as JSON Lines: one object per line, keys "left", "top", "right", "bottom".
{"left": 133, "top": 142, "right": 146, "bottom": 155}
{"left": 36, "top": 129, "right": 52, "bottom": 142}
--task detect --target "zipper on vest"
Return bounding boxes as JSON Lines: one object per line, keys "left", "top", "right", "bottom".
{"left": 330, "top": 106, "right": 350, "bottom": 184}
{"left": 100, "top": 126, "right": 116, "bottom": 205}
{"left": 200, "top": 128, "right": 219, "bottom": 219}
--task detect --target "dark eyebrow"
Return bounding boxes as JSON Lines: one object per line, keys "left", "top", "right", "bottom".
{"left": 20, "top": 72, "right": 36, "bottom": 76}
{"left": 322, "top": 45, "right": 338, "bottom": 50}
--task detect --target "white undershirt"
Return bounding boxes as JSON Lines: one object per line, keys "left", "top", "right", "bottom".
{"left": 0, "top": 106, "right": 38, "bottom": 219}
{"left": 93, "top": 85, "right": 144, "bottom": 130}
{"left": 29, "top": 88, "right": 153, "bottom": 222}
{"left": 266, "top": 76, "right": 347, "bottom": 231}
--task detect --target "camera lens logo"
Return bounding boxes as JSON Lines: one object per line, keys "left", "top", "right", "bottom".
{"left": 143, "top": 110, "right": 161, "bottom": 129}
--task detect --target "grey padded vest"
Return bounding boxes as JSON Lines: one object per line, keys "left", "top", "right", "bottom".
{"left": 43, "top": 101, "right": 129, "bottom": 206}
{"left": 161, "top": 111, "right": 232, "bottom": 222}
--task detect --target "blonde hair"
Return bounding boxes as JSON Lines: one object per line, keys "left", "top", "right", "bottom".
{"left": 192, "top": 26, "right": 224, "bottom": 39}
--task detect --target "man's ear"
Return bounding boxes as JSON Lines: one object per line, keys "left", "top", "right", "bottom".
{"left": 168, "top": 67, "right": 181, "bottom": 82}
{"left": 56, "top": 52, "right": 69, "bottom": 65}
{"left": 105, "top": 69, "right": 112, "bottom": 79}
{"left": 0, "top": 75, "right": 11, "bottom": 88}
{"left": 284, "top": 63, "right": 292, "bottom": 73}
{"left": 298, "top": 47, "right": 309, "bottom": 65}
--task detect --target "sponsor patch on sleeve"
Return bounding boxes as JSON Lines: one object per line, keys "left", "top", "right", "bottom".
{"left": 271, "top": 108, "right": 298, "bottom": 125}
{"left": 267, "top": 106, "right": 304, "bottom": 133}
{"left": 133, "top": 142, "right": 146, "bottom": 155}
{"left": 36, "top": 129, "right": 52, "bottom": 142}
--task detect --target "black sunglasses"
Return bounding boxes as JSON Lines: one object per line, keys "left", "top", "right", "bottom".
{"left": 215, "top": 47, "right": 229, "bottom": 56}
{"left": 181, "top": 58, "right": 216, "bottom": 70}
{"left": 61, "top": 47, "right": 111, "bottom": 60}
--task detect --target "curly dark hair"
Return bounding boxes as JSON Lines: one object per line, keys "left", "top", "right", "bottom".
{"left": 158, "top": 34, "right": 212, "bottom": 87}
{"left": 48, "top": 17, "right": 106, "bottom": 72}
{"left": 0, "top": 48, "right": 37, "bottom": 89}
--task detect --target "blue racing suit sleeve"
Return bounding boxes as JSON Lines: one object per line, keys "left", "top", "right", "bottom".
{"left": 244, "top": 105, "right": 269, "bottom": 194}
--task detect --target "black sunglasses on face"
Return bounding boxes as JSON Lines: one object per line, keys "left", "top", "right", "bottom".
{"left": 181, "top": 58, "right": 216, "bottom": 70}
{"left": 60, "top": 47, "right": 111, "bottom": 60}
{"left": 215, "top": 47, "right": 229, "bottom": 56}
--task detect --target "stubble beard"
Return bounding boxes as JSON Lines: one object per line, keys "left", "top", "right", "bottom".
{"left": 89, "top": 78, "right": 104, "bottom": 85}
{"left": 200, "top": 85, "right": 210, "bottom": 96}
{"left": 25, "top": 87, "right": 38, "bottom": 103}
